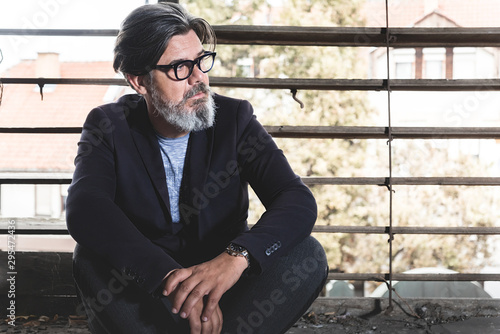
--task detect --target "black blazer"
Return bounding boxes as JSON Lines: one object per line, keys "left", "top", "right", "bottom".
{"left": 66, "top": 93, "right": 317, "bottom": 295}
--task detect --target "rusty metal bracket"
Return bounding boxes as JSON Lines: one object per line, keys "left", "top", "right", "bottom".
{"left": 38, "top": 82, "right": 44, "bottom": 101}
{"left": 291, "top": 89, "right": 304, "bottom": 109}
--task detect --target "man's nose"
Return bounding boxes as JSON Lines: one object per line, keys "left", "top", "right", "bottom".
{"left": 187, "top": 64, "right": 205, "bottom": 84}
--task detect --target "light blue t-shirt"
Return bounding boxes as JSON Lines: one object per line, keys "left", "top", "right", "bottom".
{"left": 156, "top": 132, "right": 190, "bottom": 223}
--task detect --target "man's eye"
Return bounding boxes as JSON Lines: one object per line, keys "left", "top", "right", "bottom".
{"left": 176, "top": 63, "right": 187, "bottom": 71}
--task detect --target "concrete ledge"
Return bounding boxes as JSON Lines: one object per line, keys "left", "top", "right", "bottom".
{"left": 310, "top": 297, "right": 500, "bottom": 319}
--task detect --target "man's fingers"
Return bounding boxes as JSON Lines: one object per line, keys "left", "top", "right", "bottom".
{"left": 188, "top": 302, "right": 204, "bottom": 334}
{"left": 178, "top": 282, "right": 208, "bottom": 319}
{"left": 201, "top": 294, "right": 222, "bottom": 323}
{"left": 163, "top": 269, "right": 190, "bottom": 296}
{"left": 208, "top": 305, "right": 223, "bottom": 334}
{"left": 187, "top": 300, "right": 222, "bottom": 334}
{"left": 189, "top": 317, "right": 202, "bottom": 334}
{"left": 178, "top": 284, "right": 223, "bottom": 322}
{"left": 199, "top": 304, "right": 223, "bottom": 334}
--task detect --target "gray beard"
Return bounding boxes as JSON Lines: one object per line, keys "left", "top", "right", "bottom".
{"left": 149, "top": 82, "right": 216, "bottom": 133}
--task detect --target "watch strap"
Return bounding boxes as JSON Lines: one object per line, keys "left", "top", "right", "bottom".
{"left": 225, "top": 243, "right": 250, "bottom": 269}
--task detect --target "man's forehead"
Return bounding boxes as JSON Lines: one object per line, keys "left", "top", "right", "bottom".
{"left": 163, "top": 30, "right": 204, "bottom": 59}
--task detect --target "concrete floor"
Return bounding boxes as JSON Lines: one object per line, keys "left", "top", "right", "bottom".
{"left": 288, "top": 312, "right": 500, "bottom": 334}
{"left": 2, "top": 314, "right": 500, "bottom": 333}
{"left": 2, "top": 297, "right": 499, "bottom": 333}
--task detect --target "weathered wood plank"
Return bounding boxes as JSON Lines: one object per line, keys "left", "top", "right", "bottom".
{"left": 265, "top": 126, "right": 500, "bottom": 139}
{"left": 3, "top": 77, "right": 500, "bottom": 91}
{"left": 211, "top": 78, "right": 500, "bottom": 91}
{"left": 0, "top": 127, "right": 83, "bottom": 133}
{"left": 0, "top": 295, "right": 80, "bottom": 316}
{"left": 215, "top": 26, "right": 500, "bottom": 47}
{"left": 0, "top": 219, "right": 69, "bottom": 235}
{"left": 1, "top": 176, "right": 500, "bottom": 187}
{"left": 312, "top": 225, "right": 500, "bottom": 235}
{"left": 2, "top": 27, "right": 500, "bottom": 47}
{"left": 0, "top": 178, "right": 73, "bottom": 185}
{"left": 303, "top": 177, "right": 500, "bottom": 186}
{"left": 2, "top": 125, "right": 500, "bottom": 138}
{"left": 2, "top": 220, "right": 498, "bottom": 237}
{"left": 0, "top": 252, "right": 79, "bottom": 314}
{"left": 328, "top": 272, "right": 500, "bottom": 282}
{"left": 0, "top": 77, "right": 126, "bottom": 86}
{"left": 0, "top": 252, "right": 75, "bottom": 296}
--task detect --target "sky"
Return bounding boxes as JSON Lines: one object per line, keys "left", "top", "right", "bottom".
{"left": 0, "top": 0, "right": 158, "bottom": 73}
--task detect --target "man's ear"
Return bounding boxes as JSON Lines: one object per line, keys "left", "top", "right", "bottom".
{"left": 126, "top": 73, "right": 148, "bottom": 95}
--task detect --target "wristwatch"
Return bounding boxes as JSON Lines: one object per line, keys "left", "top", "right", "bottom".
{"left": 225, "top": 243, "right": 250, "bottom": 270}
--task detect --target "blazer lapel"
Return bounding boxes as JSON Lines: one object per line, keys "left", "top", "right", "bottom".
{"left": 128, "top": 102, "right": 172, "bottom": 220}
{"left": 180, "top": 127, "right": 214, "bottom": 237}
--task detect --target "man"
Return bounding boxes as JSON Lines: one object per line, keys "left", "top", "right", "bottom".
{"left": 66, "top": 3, "right": 328, "bottom": 334}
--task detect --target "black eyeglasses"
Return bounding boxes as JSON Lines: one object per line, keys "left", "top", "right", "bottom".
{"left": 150, "top": 51, "right": 216, "bottom": 81}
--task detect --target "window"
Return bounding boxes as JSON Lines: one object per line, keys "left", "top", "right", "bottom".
{"left": 393, "top": 49, "right": 415, "bottom": 79}
{"left": 395, "top": 62, "right": 413, "bottom": 79}
{"left": 423, "top": 48, "right": 445, "bottom": 79}
{"left": 453, "top": 48, "right": 476, "bottom": 79}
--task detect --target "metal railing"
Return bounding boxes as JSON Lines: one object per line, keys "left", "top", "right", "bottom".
{"left": 1, "top": 26, "right": 500, "bottom": 293}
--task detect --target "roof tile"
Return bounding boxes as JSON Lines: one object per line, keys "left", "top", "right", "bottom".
{"left": 0, "top": 59, "right": 123, "bottom": 172}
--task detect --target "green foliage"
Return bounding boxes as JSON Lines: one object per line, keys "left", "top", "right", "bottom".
{"left": 184, "top": 0, "right": 265, "bottom": 25}
{"left": 182, "top": 0, "right": 498, "bottom": 293}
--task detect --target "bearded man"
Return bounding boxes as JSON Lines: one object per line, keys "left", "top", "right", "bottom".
{"left": 66, "top": 3, "right": 327, "bottom": 334}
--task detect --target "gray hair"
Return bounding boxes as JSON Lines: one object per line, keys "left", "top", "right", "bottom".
{"left": 113, "top": 2, "right": 216, "bottom": 76}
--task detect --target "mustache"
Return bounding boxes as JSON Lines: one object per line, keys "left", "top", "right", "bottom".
{"left": 183, "top": 82, "right": 211, "bottom": 100}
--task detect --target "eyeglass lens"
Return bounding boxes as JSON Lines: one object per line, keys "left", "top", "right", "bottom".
{"left": 176, "top": 53, "right": 214, "bottom": 80}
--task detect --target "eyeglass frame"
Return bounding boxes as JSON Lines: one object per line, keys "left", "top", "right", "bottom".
{"left": 149, "top": 51, "right": 217, "bottom": 81}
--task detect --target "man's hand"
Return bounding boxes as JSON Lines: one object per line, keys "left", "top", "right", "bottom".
{"left": 173, "top": 296, "right": 222, "bottom": 334}
{"left": 163, "top": 252, "right": 248, "bottom": 333}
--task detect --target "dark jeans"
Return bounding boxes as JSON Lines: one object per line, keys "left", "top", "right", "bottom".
{"left": 73, "top": 236, "right": 328, "bottom": 334}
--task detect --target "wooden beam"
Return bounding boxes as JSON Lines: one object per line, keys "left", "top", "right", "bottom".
{"left": 265, "top": 126, "right": 500, "bottom": 139}
{"left": 2, "top": 220, "right": 499, "bottom": 236}
{"left": 0, "top": 252, "right": 75, "bottom": 296}
{"left": 302, "top": 177, "right": 500, "bottom": 186}
{"left": 1, "top": 176, "right": 500, "bottom": 186}
{"left": 0, "top": 178, "right": 72, "bottom": 185}
{"left": 328, "top": 272, "right": 500, "bottom": 282}
{"left": 210, "top": 77, "right": 500, "bottom": 91}
{"left": 0, "top": 127, "right": 82, "bottom": 134}
{"left": 1, "top": 125, "right": 499, "bottom": 139}
{"left": 0, "top": 252, "right": 78, "bottom": 316}
{"left": 214, "top": 26, "right": 500, "bottom": 47}
{"left": 0, "top": 77, "right": 127, "bottom": 86}
{"left": 312, "top": 225, "right": 500, "bottom": 235}
{"left": 2, "top": 27, "right": 500, "bottom": 47}
{"left": 3, "top": 77, "right": 500, "bottom": 92}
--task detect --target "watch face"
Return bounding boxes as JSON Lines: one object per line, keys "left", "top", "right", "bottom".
{"left": 233, "top": 245, "right": 245, "bottom": 252}
{"left": 227, "top": 243, "right": 250, "bottom": 269}
{"left": 228, "top": 243, "right": 248, "bottom": 256}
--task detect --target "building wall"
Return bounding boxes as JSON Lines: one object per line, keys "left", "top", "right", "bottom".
{"left": 1, "top": 184, "right": 66, "bottom": 218}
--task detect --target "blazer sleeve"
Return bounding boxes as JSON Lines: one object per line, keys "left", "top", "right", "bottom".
{"left": 229, "top": 99, "right": 318, "bottom": 274}
{"left": 66, "top": 107, "right": 181, "bottom": 295}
